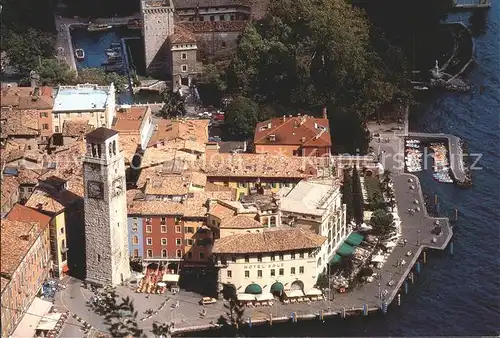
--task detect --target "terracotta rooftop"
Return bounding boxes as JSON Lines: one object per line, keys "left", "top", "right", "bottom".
{"left": 7, "top": 203, "right": 52, "bottom": 227}
{"left": 145, "top": 174, "right": 190, "bottom": 195}
{"left": 173, "top": 0, "right": 251, "bottom": 9}
{"left": 113, "top": 106, "right": 150, "bottom": 134}
{"left": 1, "top": 277, "right": 9, "bottom": 293}
{"left": 141, "top": 143, "right": 200, "bottom": 169}
{"left": 254, "top": 115, "right": 331, "bottom": 148}
{"left": 148, "top": 119, "right": 209, "bottom": 147}
{"left": 1, "top": 176, "right": 19, "bottom": 208}
{"left": 62, "top": 120, "right": 94, "bottom": 137}
{"left": 0, "top": 109, "right": 39, "bottom": 137}
{"left": 204, "top": 152, "right": 323, "bottom": 178}
{"left": 1, "top": 217, "right": 49, "bottom": 277}
{"left": 16, "top": 168, "right": 41, "bottom": 185}
{"left": 127, "top": 200, "right": 185, "bottom": 216}
{"left": 178, "top": 20, "right": 248, "bottom": 33}
{"left": 209, "top": 202, "right": 236, "bottom": 220}
{"left": 120, "top": 134, "right": 140, "bottom": 164}
{"left": 170, "top": 25, "right": 197, "bottom": 44}
{"left": 212, "top": 228, "right": 326, "bottom": 254}
{"left": 25, "top": 175, "right": 84, "bottom": 214}
{"left": 0, "top": 86, "right": 53, "bottom": 109}
{"left": 220, "top": 214, "right": 263, "bottom": 229}
{"left": 205, "top": 182, "right": 234, "bottom": 192}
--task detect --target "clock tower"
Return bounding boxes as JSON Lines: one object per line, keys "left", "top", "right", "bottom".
{"left": 83, "top": 127, "right": 131, "bottom": 285}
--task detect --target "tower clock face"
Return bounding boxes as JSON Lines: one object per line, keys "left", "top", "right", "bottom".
{"left": 87, "top": 181, "right": 104, "bottom": 199}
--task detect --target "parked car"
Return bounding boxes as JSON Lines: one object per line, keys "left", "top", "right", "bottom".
{"left": 199, "top": 297, "right": 217, "bottom": 305}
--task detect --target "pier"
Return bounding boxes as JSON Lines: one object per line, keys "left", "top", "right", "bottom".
{"left": 407, "top": 132, "right": 469, "bottom": 184}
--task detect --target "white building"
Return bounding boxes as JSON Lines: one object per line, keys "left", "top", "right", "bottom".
{"left": 52, "top": 83, "right": 116, "bottom": 133}
{"left": 83, "top": 127, "right": 131, "bottom": 285}
{"left": 278, "top": 179, "right": 347, "bottom": 274}
{"left": 212, "top": 228, "right": 326, "bottom": 298}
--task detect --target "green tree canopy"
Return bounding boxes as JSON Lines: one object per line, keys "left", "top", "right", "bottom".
{"left": 223, "top": 96, "right": 259, "bottom": 141}
{"left": 159, "top": 89, "right": 186, "bottom": 118}
{"left": 38, "top": 58, "right": 77, "bottom": 85}
{"left": 342, "top": 169, "right": 354, "bottom": 223}
{"left": 227, "top": 0, "right": 411, "bottom": 121}
{"left": 351, "top": 167, "right": 365, "bottom": 225}
{"left": 76, "top": 68, "right": 129, "bottom": 92}
{"left": 370, "top": 208, "right": 395, "bottom": 237}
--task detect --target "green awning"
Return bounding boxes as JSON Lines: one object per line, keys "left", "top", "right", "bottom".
{"left": 270, "top": 282, "right": 284, "bottom": 293}
{"left": 337, "top": 243, "right": 355, "bottom": 256}
{"left": 345, "top": 233, "right": 364, "bottom": 246}
{"left": 245, "top": 283, "right": 262, "bottom": 294}
{"left": 329, "top": 254, "right": 342, "bottom": 265}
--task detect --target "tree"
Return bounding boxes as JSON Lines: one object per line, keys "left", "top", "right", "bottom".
{"left": 91, "top": 288, "right": 145, "bottom": 338}
{"left": 38, "top": 58, "right": 77, "bottom": 85}
{"left": 368, "top": 191, "right": 386, "bottom": 211}
{"left": 315, "top": 272, "right": 329, "bottom": 290}
{"left": 77, "top": 68, "right": 128, "bottom": 92}
{"left": 341, "top": 169, "right": 354, "bottom": 223}
{"left": 370, "top": 208, "right": 395, "bottom": 238}
{"left": 198, "top": 63, "right": 227, "bottom": 107}
{"left": 223, "top": 96, "right": 259, "bottom": 141}
{"left": 159, "top": 89, "right": 186, "bottom": 118}
{"left": 351, "top": 166, "right": 365, "bottom": 225}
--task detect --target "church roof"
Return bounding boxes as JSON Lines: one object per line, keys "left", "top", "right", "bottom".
{"left": 86, "top": 127, "right": 118, "bottom": 142}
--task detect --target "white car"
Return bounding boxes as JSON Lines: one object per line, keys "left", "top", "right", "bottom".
{"left": 199, "top": 297, "right": 217, "bottom": 305}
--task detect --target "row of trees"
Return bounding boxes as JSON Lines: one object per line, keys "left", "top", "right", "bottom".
{"left": 341, "top": 167, "right": 365, "bottom": 225}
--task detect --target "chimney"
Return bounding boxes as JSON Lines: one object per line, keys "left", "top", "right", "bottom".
{"left": 322, "top": 107, "right": 327, "bottom": 119}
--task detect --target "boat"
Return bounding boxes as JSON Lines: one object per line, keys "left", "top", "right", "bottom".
{"left": 414, "top": 86, "right": 429, "bottom": 91}
{"left": 88, "top": 24, "right": 112, "bottom": 32}
{"left": 105, "top": 49, "right": 120, "bottom": 58}
{"left": 127, "top": 19, "right": 142, "bottom": 30}
{"left": 74, "top": 48, "right": 85, "bottom": 60}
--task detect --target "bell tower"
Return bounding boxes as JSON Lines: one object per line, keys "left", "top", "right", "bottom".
{"left": 83, "top": 127, "right": 131, "bottom": 286}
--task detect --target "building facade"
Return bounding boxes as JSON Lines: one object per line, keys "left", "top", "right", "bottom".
{"left": 279, "top": 179, "right": 347, "bottom": 274}
{"left": 83, "top": 128, "right": 130, "bottom": 285}
{"left": 212, "top": 228, "right": 326, "bottom": 297}
{"left": 52, "top": 84, "right": 116, "bottom": 133}
{"left": 1, "top": 214, "right": 51, "bottom": 337}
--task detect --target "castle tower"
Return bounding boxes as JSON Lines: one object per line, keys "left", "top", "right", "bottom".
{"left": 83, "top": 128, "right": 131, "bottom": 285}
{"left": 141, "top": 0, "right": 175, "bottom": 77}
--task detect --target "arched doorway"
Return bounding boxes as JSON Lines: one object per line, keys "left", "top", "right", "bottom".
{"left": 291, "top": 280, "right": 304, "bottom": 291}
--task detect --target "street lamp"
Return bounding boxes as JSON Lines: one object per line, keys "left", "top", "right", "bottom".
{"left": 378, "top": 282, "right": 381, "bottom": 300}
{"left": 417, "top": 230, "right": 421, "bottom": 245}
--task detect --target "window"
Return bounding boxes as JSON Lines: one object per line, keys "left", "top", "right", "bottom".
{"left": 185, "top": 227, "right": 194, "bottom": 233}
{"left": 146, "top": 225, "right": 152, "bottom": 233}
{"left": 161, "top": 249, "right": 167, "bottom": 258}
{"left": 146, "top": 217, "right": 152, "bottom": 224}
{"left": 257, "top": 270, "right": 262, "bottom": 278}
{"left": 210, "top": 15, "right": 214, "bottom": 21}
{"left": 176, "top": 225, "right": 181, "bottom": 233}
{"left": 147, "top": 249, "right": 153, "bottom": 258}
{"left": 132, "top": 224, "right": 138, "bottom": 232}
{"left": 176, "top": 249, "right": 182, "bottom": 258}
{"left": 270, "top": 254, "right": 275, "bottom": 261}
{"left": 230, "top": 15, "right": 235, "bottom": 20}
{"left": 60, "top": 227, "right": 64, "bottom": 234}
{"left": 231, "top": 256, "right": 236, "bottom": 263}
{"left": 181, "top": 65, "right": 188, "bottom": 72}
{"left": 55, "top": 126, "right": 59, "bottom": 133}
{"left": 279, "top": 254, "right": 284, "bottom": 261}
{"left": 161, "top": 238, "right": 167, "bottom": 246}
{"left": 279, "top": 268, "right": 284, "bottom": 276}
{"left": 199, "top": 16, "right": 204, "bottom": 21}
{"left": 132, "top": 236, "right": 139, "bottom": 245}
{"left": 40, "top": 112, "right": 48, "bottom": 118}
{"left": 42, "top": 123, "right": 49, "bottom": 130}
{"left": 161, "top": 217, "right": 166, "bottom": 224}
{"left": 227, "top": 270, "right": 232, "bottom": 278}
{"left": 299, "top": 252, "right": 304, "bottom": 259}
{"left": 291, "top": 252, "right": 296, "bottom": 259}
{"left": 219, "top": 15, "right": 225, "bottom": 21}
{"left": 270, "top": 269, "right": 275, "bottom": 277}
{"left": 244, "top": 255, "right": 249, "bottom": 263}
{"left": 176, "top": 238, "right": 181, "bottom": 246}
{"left": 181, "top": 52, "right": 187, "bottom": 60}
{"left": 161, "top": 225, "right": 167, "bottom": 233}
{"left": 299, "top": 266, "right": 304, "bottom": 274}
{"left": 186, "top": 239, "right": 194, "bottom": 245}
{"left": 244, "top": 270, "right": 249, "bottom": 278}
{"left": 97, "top": 254, "right": 101, "bottom": 262}
{"left": 133, "top": 249, "right": 139, "bottom": 258}
{"left": 199, "top": 252, "right": 205, "bottom": 259}
{"left": 146, "top": 238, "right": 153, "bottom": 245}
{"left": 291, "top": 267, "right": 296, "bottom": 275}
{"left": 257, "top": 255, "right": 262, "bottom": 262}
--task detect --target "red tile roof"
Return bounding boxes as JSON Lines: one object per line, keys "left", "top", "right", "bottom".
{"left": 254, "top": 115, "right": 331, "bottom": 147}
{"left": 169, "top": 25, "right": 197, "bottom": 44}
{"left": 6, "top": 203, "right": 52, "bottom": 226}
{"left": 178, "top": 20, "right": 247, "bottom": 33}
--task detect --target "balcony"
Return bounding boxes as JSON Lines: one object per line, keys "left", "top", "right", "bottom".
{"left": 214, "top": 260, "right": 228, "bottom": 268}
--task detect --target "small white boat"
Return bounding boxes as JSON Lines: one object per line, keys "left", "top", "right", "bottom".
{"left": 75, "top": 48, "right": 85, "bottom": 60}
{"left": 414, "top": 86, "right": 429, "bottom": 91}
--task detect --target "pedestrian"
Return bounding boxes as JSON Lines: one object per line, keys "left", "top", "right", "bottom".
{"left": 403, "top": 239, "right": 407, "bottom": 246}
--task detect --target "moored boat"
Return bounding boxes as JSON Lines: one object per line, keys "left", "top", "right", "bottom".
{"left": 75, "top": 48, "right": 85, "bottom": 60}
{"left": 88, "top": 24, "right": 112, "bottom": 32}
